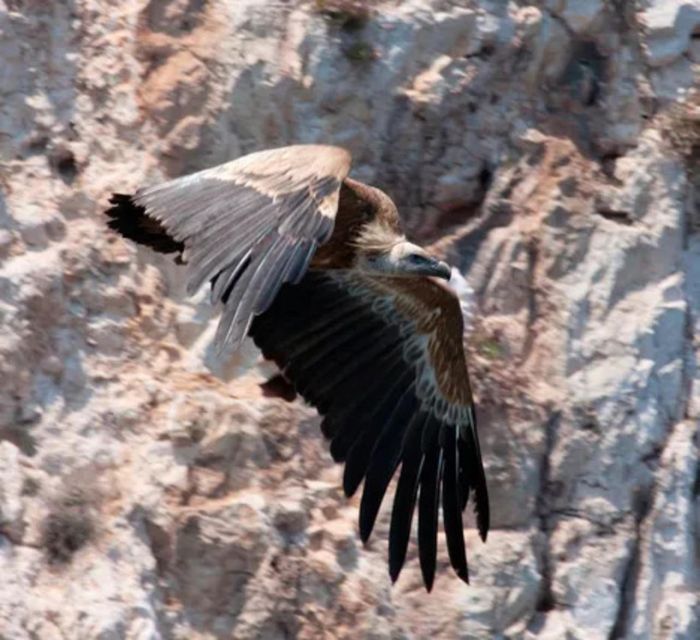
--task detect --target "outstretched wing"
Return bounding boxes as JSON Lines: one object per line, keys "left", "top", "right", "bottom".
{"left": 105, "top": 145, "right": 351, "bottom": 351}
{"left": 249, "top": 270, "right": 489, "bottom": 591}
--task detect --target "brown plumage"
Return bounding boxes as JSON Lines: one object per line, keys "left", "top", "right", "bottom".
{"left": 104, "top": 144, "right": 489, "bottom": 591}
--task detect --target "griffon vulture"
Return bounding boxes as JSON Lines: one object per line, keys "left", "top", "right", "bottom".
{"left": 105, "top": 145, "right": 489, "bottom": 591}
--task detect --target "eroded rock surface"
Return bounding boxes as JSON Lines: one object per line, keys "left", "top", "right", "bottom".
{"left": 0, "top": 1, "right": 698, "bottom": 638}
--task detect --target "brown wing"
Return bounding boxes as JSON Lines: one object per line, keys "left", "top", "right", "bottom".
{"left": 249, "top": 270, "right": 489, "bottom": 591}
{"left": 105, "top": 145, "right": 351, "bottom": 351}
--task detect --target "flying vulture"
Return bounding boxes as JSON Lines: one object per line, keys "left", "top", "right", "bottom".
{"left": 105, "top": 145, "right": 489, "bottom": 591}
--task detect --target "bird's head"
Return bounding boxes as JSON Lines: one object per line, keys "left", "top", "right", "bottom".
{"left": 358, "top": 240, "right": 452, "bottom": 280}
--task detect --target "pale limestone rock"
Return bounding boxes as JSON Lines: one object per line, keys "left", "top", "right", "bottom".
{"left": 0, "top": 0, "right": 698, "bottom": 638}
{"left": 555, "top": 0, "right": 605, "bottom": 35}
{"left": 639, "top": 0, "right": 700, "bottom": 67}
{"left": 0, "top": 443, "right": 24, "bottom": 541}
{"left": 626, "top": 421, "right": 699, "bottom": 640}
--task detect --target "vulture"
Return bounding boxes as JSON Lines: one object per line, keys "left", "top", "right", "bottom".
{"left": 105, "top": 145, "right": 489, "bottom": 591}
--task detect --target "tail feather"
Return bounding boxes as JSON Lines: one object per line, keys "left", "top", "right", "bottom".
{"left": 105, "top": 193, "right": 184, "bottom": 258}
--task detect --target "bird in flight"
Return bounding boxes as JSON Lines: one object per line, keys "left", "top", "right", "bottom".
{"left": 105, "top": 145, "right": 489, "bottom": 591}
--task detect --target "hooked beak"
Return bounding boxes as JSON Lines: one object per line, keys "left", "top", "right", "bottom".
{"left": 431, "top": 259, "right": 452, "bottom": 280}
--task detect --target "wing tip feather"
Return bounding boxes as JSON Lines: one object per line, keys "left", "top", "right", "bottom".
{"left": 389, "top": 563, "right": 402, "bottom": 584}
{"left": 104, "top": 192, "right": 185, "bottom": 257}
{"left": 457, "top": 566, "right": 470, "bottom": 585}
{"left": 479, "top": 522, "right": 489, "bottom": 543}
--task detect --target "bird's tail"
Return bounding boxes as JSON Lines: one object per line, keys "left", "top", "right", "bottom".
{"left": 104, "top": 193, "right": 184, "bottom": 259}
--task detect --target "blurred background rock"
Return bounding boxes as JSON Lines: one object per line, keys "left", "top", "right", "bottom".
{"left": 0, "top": 0, "right": 698, "bottom": 638}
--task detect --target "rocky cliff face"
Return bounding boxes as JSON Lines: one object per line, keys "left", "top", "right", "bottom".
{"left": 0, "top": 1, "right": 698, "bottom": 638}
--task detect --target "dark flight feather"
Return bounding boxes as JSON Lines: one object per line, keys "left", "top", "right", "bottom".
{"left": 249, "top": 270, "right": 489, "bottom": 591}
{"left": 359, "top": 391, "right": 418, "bottom": 543}
{"left": 342, "top": 368, "right": 414, "bottom": 498}
{"left": 389, "top": 416, "right": 425, "bottom": 583}
{"left": 330, "top": 353, "right": 408, "bottom": 465}
{"left": 105, "top": 194, "right": 184, "bottom": 257}
{"left": 418, "top": 422, "right": 443, "bottom": 592}
{"left": 442, "top": 427, "right": 469, "bottom": 583}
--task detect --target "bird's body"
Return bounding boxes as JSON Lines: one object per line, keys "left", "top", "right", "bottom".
{"left": 105, "top": 145, "right": 489, "bottom": 591}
